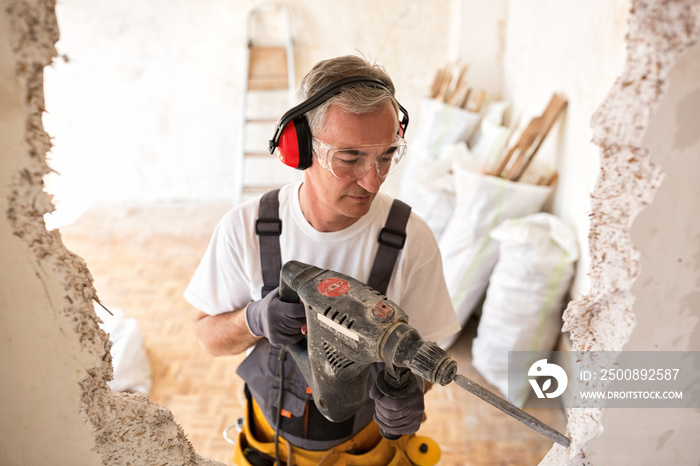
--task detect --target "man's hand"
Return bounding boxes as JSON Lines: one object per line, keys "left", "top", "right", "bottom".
{"left": 245, "top": 287, "right": 306, "bottom": 346}
{"left": 369, "top": 375, "right": 425, "bottom": 436}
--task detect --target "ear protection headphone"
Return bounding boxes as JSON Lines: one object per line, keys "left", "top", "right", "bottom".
{"left": 268, "top": 75, "right": 409, "bottom": 170}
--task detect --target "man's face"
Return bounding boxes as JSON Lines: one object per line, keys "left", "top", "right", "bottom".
{"left": 301, "top": 101, "right": 398, "bottom": 232}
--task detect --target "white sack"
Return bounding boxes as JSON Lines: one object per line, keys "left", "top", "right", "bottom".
{"left": 96, "top": 305, "right": 152, "bottom": 394}
{"left": 481, "top": 100, "right": 510, "bottom": 127}
{"left": 439, "top": 160, "right": 551, "bottom": 348}
{"left": 469, "top": 119, "right": 510, "bottom": 166}
{"left": 400, "top": 98, "right": 481, "bottom": 206}
{"left": 467, "top": 100, "right": 510, "bottom": 163}
{"left": 471, "top": 213, "right": 578, "bottom": 405}
{"left": 405, "top": 158, "right": 455, "bottom": 241}
{"left": 404, "top": 142, "right": 478, "bottom": 241}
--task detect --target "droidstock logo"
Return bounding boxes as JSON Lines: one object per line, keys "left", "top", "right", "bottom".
{"left": 528, "top": 359, "right": 568, "bottom": 399}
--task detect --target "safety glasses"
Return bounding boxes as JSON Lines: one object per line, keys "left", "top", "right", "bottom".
{"left": 312, "top": 137, "right": 407, "bottom": 180}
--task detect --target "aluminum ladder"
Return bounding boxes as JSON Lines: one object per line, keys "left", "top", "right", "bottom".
{"left": 234, "top": 3, "right": 296, "bottom": 204}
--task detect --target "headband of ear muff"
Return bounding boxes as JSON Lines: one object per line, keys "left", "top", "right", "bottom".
{"left": 269, "top": 75, "right": 409, "bottom": 170}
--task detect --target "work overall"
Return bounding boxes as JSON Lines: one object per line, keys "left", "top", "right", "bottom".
{"left": 233, "top": 190, "right": 440, "bottom": 466}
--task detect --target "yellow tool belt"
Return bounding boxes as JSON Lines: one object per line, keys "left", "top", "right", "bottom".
{"left": 232, "top": 395, "right": 441, "bottom": 466}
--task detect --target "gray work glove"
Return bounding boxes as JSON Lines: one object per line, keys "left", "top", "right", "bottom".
{"left": 369, "top": 374, "right": 425, "bottom": 436}
{"left": 245, "top": 287, "right": 306, "bottom": 347}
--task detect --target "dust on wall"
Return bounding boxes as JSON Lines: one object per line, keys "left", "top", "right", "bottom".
{"left": 542, "top": 0, "right": 699, "bottom": 465}
{"left": 4, "top": 0, "right": 222, "bottom": 463}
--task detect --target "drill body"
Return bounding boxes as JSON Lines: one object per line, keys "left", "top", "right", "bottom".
{"left": 280, "top": 261, "right": 457, "bottom": 423}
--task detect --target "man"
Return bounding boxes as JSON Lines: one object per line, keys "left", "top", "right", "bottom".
{"left": 185, "top": 55, "right": 460, "bottom": 464}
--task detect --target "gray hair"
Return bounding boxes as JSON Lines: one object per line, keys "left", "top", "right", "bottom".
{"left": 297, "top": 55, "right": 399, "bottom": 136}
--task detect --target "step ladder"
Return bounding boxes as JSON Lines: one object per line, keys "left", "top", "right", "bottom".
{"left": 234, "top": 3, "right": 297, "bottom": 204}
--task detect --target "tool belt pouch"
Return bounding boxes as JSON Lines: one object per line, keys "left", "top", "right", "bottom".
{"left": 237, "top": 340, "right": 311, "bottom": 419}
{"left": 233, "top": 391, "right": 417, "bottom": 466}
{"left": 237, "top": 341, "right": 360, "bottom": 443}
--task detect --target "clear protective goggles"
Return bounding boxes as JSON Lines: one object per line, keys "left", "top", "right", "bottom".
{"left": 312, "top": 137, "right": 408, "bottom": 180}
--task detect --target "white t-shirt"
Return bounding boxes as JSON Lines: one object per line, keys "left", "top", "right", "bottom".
{"left": 184, "top": 182, "right": 460, "bottom": 342}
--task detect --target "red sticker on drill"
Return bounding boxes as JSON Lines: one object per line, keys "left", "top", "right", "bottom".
{"left": 318, "top": 278, "right": 350, "bottom": 297}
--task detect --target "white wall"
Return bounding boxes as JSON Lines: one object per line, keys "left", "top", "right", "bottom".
{"left": 457, "top": 0, "right": 508, "bottom": 98}
{"left": 43, "top": 0, "right": 462, "bottom": 221}
{"left": 501, "top": 0, "right": 630, "bottom": 299}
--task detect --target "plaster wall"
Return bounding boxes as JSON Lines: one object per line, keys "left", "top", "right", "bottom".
{"left": 0, "top": 4, "right": 101, "bottom": 463}
{"left": 487, "top": 1, "right": 700, "bottom": 463}
{"left": 1, "top": 1, "right": 223, "bottom": 464}
{"left": 585, "top": 34, "right": 700, "bottom": 465}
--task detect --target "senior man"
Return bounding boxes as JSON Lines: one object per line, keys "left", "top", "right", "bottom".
{"left": 185, "top": 55, "right": 460, "bottom": 465}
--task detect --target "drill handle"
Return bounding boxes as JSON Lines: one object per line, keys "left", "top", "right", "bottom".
{"left": 279, "top": 260, "right": 321, "bottom": 303}
{"left": 375, "top": 366, "right": 419, "bottom": 440}
{"left": 278, "top": 278, "right": 299, "bottom": 303}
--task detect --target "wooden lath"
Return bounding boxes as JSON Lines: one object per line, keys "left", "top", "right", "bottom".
{"left": 485, "top": 93, "right": 567, "bottom": 182}
{"left": 429, "top": 62, "right": 486, "bottom": 113}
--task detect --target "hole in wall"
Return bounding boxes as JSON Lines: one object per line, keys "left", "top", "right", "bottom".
{"left": 5, "top": 0, "right": 698, "bottom": 464}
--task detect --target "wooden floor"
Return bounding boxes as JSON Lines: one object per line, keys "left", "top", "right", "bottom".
{"left": 59, "top": 202, "right": 566, "bottom": 466}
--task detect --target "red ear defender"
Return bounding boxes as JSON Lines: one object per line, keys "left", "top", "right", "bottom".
{"left": 276, "top": 116, "right": 313, "bottom": 170}
{"left": 269, "top": 76, "right": 409, "bottom": 171}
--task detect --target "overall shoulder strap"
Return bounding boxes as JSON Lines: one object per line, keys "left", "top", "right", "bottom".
{"left": 256, "top": 191, "right": 411, "bottom": 297}
{"left": 256, "top": 189, "right": 282, "bottom": 298}
{"left": 367, "top": 199, "right": 412, "bottom": 295}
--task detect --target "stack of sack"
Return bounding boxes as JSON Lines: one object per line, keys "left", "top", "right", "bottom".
{"left": 399, "top": 64, "right": 577, "bottom": 404}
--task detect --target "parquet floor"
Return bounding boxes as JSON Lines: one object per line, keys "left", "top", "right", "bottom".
{"left": 59, "top": 202, "right": 566, "bottom": 466}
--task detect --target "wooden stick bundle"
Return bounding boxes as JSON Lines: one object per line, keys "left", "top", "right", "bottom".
{"left": 429, "top": 62, "right": 485, "bottom": 112}
{"left": 484, "top": 93, "right": 567, "bottom": 183}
